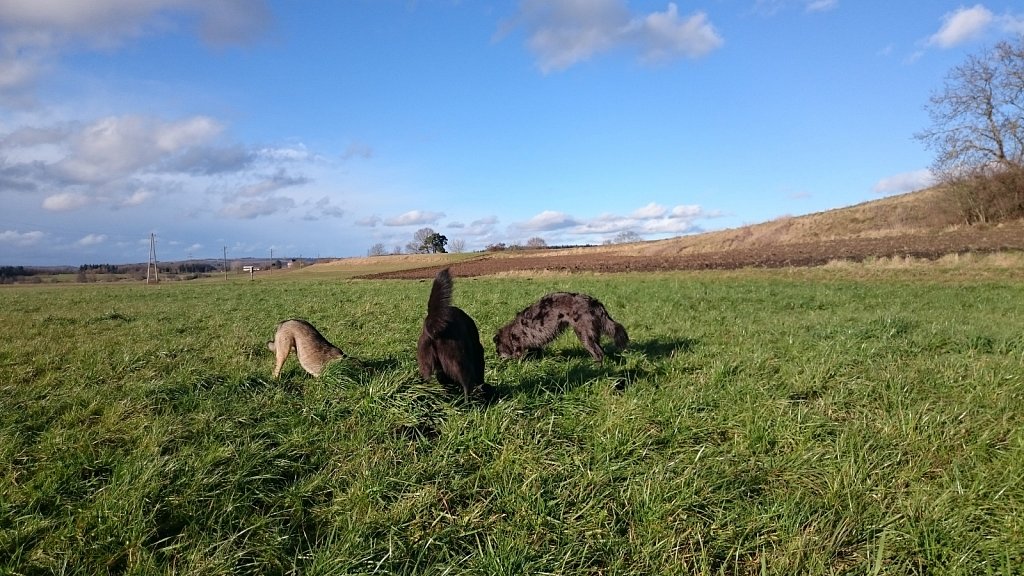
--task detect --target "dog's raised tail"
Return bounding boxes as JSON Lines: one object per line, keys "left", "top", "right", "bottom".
{"left": 424, "top": 267, "right": 454, "bottom": 336}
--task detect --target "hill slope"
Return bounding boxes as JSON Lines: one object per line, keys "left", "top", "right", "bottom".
{"left": 351, "top": 187, "right": 1024, "bottom": 278}
{"left": 628, "top": 187, "right": 963, "bottom": 257}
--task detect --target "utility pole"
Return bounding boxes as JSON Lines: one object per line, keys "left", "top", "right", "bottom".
{"left": 146, "top": 233, "right": 159, "bottom": 284}
{"left": 270, "top": 248, "right": 273, "bottom": 274}
{"left": 223, "top": 246, "right": 228, "bottom": 280}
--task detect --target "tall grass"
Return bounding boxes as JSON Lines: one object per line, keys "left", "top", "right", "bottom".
{"left": 1, "top": 271, "right": 1022, "bottom": 575}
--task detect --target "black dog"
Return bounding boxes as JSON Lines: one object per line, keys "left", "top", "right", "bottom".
{"left": 417, "top": 268, "right": 485, "bottom": 399}
{"left": 493, "top": 292, "right": 629, "bottom": 363}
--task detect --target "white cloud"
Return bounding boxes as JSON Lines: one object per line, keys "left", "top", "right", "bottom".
{"left": 234, "top": 168, "right": 309, "bottom": 198}
{"left": 575, "top": 215, "right": 633, "bottom": 234}
{"left": 1004, "top": 14, "right": 1024, "bottom": 34}
{"left": 42, "top": 191, "right": 91, "bottom": 211}
{"left": 516, "top": 210, "right": 579, "bottom": 231}
{"left": 928, "top": 5, "right": 993, "bottom": 48}
{"left": 751, "top": 0, "right": 837, "bottom": 17}
{"left": 121, "top": 189, "right": 154, "bottom": 207}
{"left": 631, "top": 202, "right": 667, "bottom": 219}
{"left": 509, "top": 0, "right": 722, "bottom": 73}
{"left": 872, "top": 169, "right": 934, "bottom": 196}
{"left": 257, "top": 144, "right": 314, "bottom": 163}
{"left": 0, "top": 229, "right": 45, "bottom": 246}
{"left": 805, "top": 0, "right": 837, "bottom": 13}
{"left": 638, "top": 216, "right": 701, "bottom": 234}
{"left": 512, "top": 202, "right": 715, "bottom": 243}
{"left": 164, "top": 145, "right": 255, "bottom": 175}
{"left": 512, "top": 0, "right": 626, "bottom": 72}
{"left": 383, "top": 210, "right": 445, "bottom": 226}
{"left": 2, "top": 114, "right": 318, "bottom": 217}
{"left": 0, "top": 0, "right": 271, "bottom": 102}
{"left": 302, "top": 196, "right": 345, "bottom": 221}
{"left": 628, "top": 4, "right": 723, "bottom": 64}
{"left": 218, "top": 196, "right": 296, "bottom": 219}
{"left": 356, "top": 215, "right": 382, "bottom": 227}
{"left": 56, "top": 115, "right": 223, "bottom": 183}
{"left": 464, "top": 216, "right": 499, "bottom": 236}
{"left": 77, "top": 233, "right": 107, "bottom": 246}
{"left": 153, "top": 116, "right": 222, "bottom": 151}
{"left": 0, "top": 55, "right": 43, "bottom": 102}
{"left": 670, "top": 204, "right": 703, "bottom": 218}
{"left": 443, "top": 216, "right": 499, "bottom": 237}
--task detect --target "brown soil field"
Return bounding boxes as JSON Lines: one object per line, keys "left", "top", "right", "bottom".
{"left": 322, "top": 188, "right": 1024, "bottom": 280}
{"left": 358, "top": 222, "right": 1024, "bottom": 279}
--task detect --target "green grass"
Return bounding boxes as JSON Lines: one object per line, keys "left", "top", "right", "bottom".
{"left": 1, "top": 270, "right": 1022, "bottom": 575}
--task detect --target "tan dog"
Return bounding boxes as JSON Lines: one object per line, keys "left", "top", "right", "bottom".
{"left": 267, "top": 318, "right": 347, "bottom": 377}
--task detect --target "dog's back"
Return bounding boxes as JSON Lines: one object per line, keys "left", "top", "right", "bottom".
{"left": 267, "top": 318, "right": 346, "bottom": 377}
{"left": 417, "top": 268, "right": 485, "bottom": 399}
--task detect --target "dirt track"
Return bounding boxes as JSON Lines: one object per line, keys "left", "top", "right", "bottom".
{"left": 359, "top": 225, "right": 1024, "bottom": 279}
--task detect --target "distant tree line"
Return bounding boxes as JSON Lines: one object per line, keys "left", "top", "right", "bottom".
{"left": 369, "top": 230, "right": 624, "bottom": 256}
{"left": 0, "top": 266, "right": 41, "bottom": 283}
{"left": 78, "top": 262, "right": 218, "bottom": 275}
{"left": 79, "top": 264, "right": 122, "bottom": 274}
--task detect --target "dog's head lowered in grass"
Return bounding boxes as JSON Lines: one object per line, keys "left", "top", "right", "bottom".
{"left": 417, "top": 268, "right": 486, "bottom": 400}
{"left": 267, "top": 318, "right": 347, "bottom": 377}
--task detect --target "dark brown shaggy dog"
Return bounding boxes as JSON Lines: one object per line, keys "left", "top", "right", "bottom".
{"left": 493, "top": 292, "right": 629, "bottom": 363}
{"left": 417, "top": 268, "right": 485, "bottom": 399}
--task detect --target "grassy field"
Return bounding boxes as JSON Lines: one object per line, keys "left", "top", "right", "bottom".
{"left": 1, "top": 267, "right": 1022, "bottom": 575}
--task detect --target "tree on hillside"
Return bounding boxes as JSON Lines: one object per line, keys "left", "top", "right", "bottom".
{"left": 915, "top": 36, "right": 1024, "bottom": 223}
{"left": 525, "top": 237, "right": 547, "bottom": 248}
{"left": 423, "top": 232, "right": 448, "bottom": 253}
{"left": 405, "top": 227, "right": 448, "bottom": 253}
{"left": 406, "top": 227, "right": 435, "bottom": 254}
{"left": 450, "top": 238, "right": 466, "bottom": 253}
{"left": 367, "top": 243, "right": 387, "bottom": 257}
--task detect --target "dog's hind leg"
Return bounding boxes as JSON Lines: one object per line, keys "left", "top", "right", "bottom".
{"left": 418, "top": 354, "right": 434, "bottom": 382}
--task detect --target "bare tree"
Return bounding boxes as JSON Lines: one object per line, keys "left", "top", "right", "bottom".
{"left": 367, "top": 243, "right": 387, "bottom": 256}
{"left": 525, "top": 236, "right": 547, "bottom": 248}
{"left": 450, "top": 238, "right": 466, "bottom": 253}
{"left": 612, "top": 230, "right": 642, "bottom": 244}
{"left": 406, "top": 227, "right": 436, "bottom": 254}
{"left": 915, "top": 37, "right": 1024, "bottom": 223}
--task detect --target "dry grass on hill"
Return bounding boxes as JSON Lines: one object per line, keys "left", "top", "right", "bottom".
{"left": 309, "top": 187, "right": 1024, "bottom": 278}
{"left": 630, "top": 187, "right": 962, "bottom": 257}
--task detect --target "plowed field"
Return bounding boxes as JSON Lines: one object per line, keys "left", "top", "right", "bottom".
{"left": 359, "top": 225, "right": 1024, "bottom": 279}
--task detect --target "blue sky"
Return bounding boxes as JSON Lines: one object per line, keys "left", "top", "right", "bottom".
{"left": 1, "top": 1, "right": 1023, "bottom": 266}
